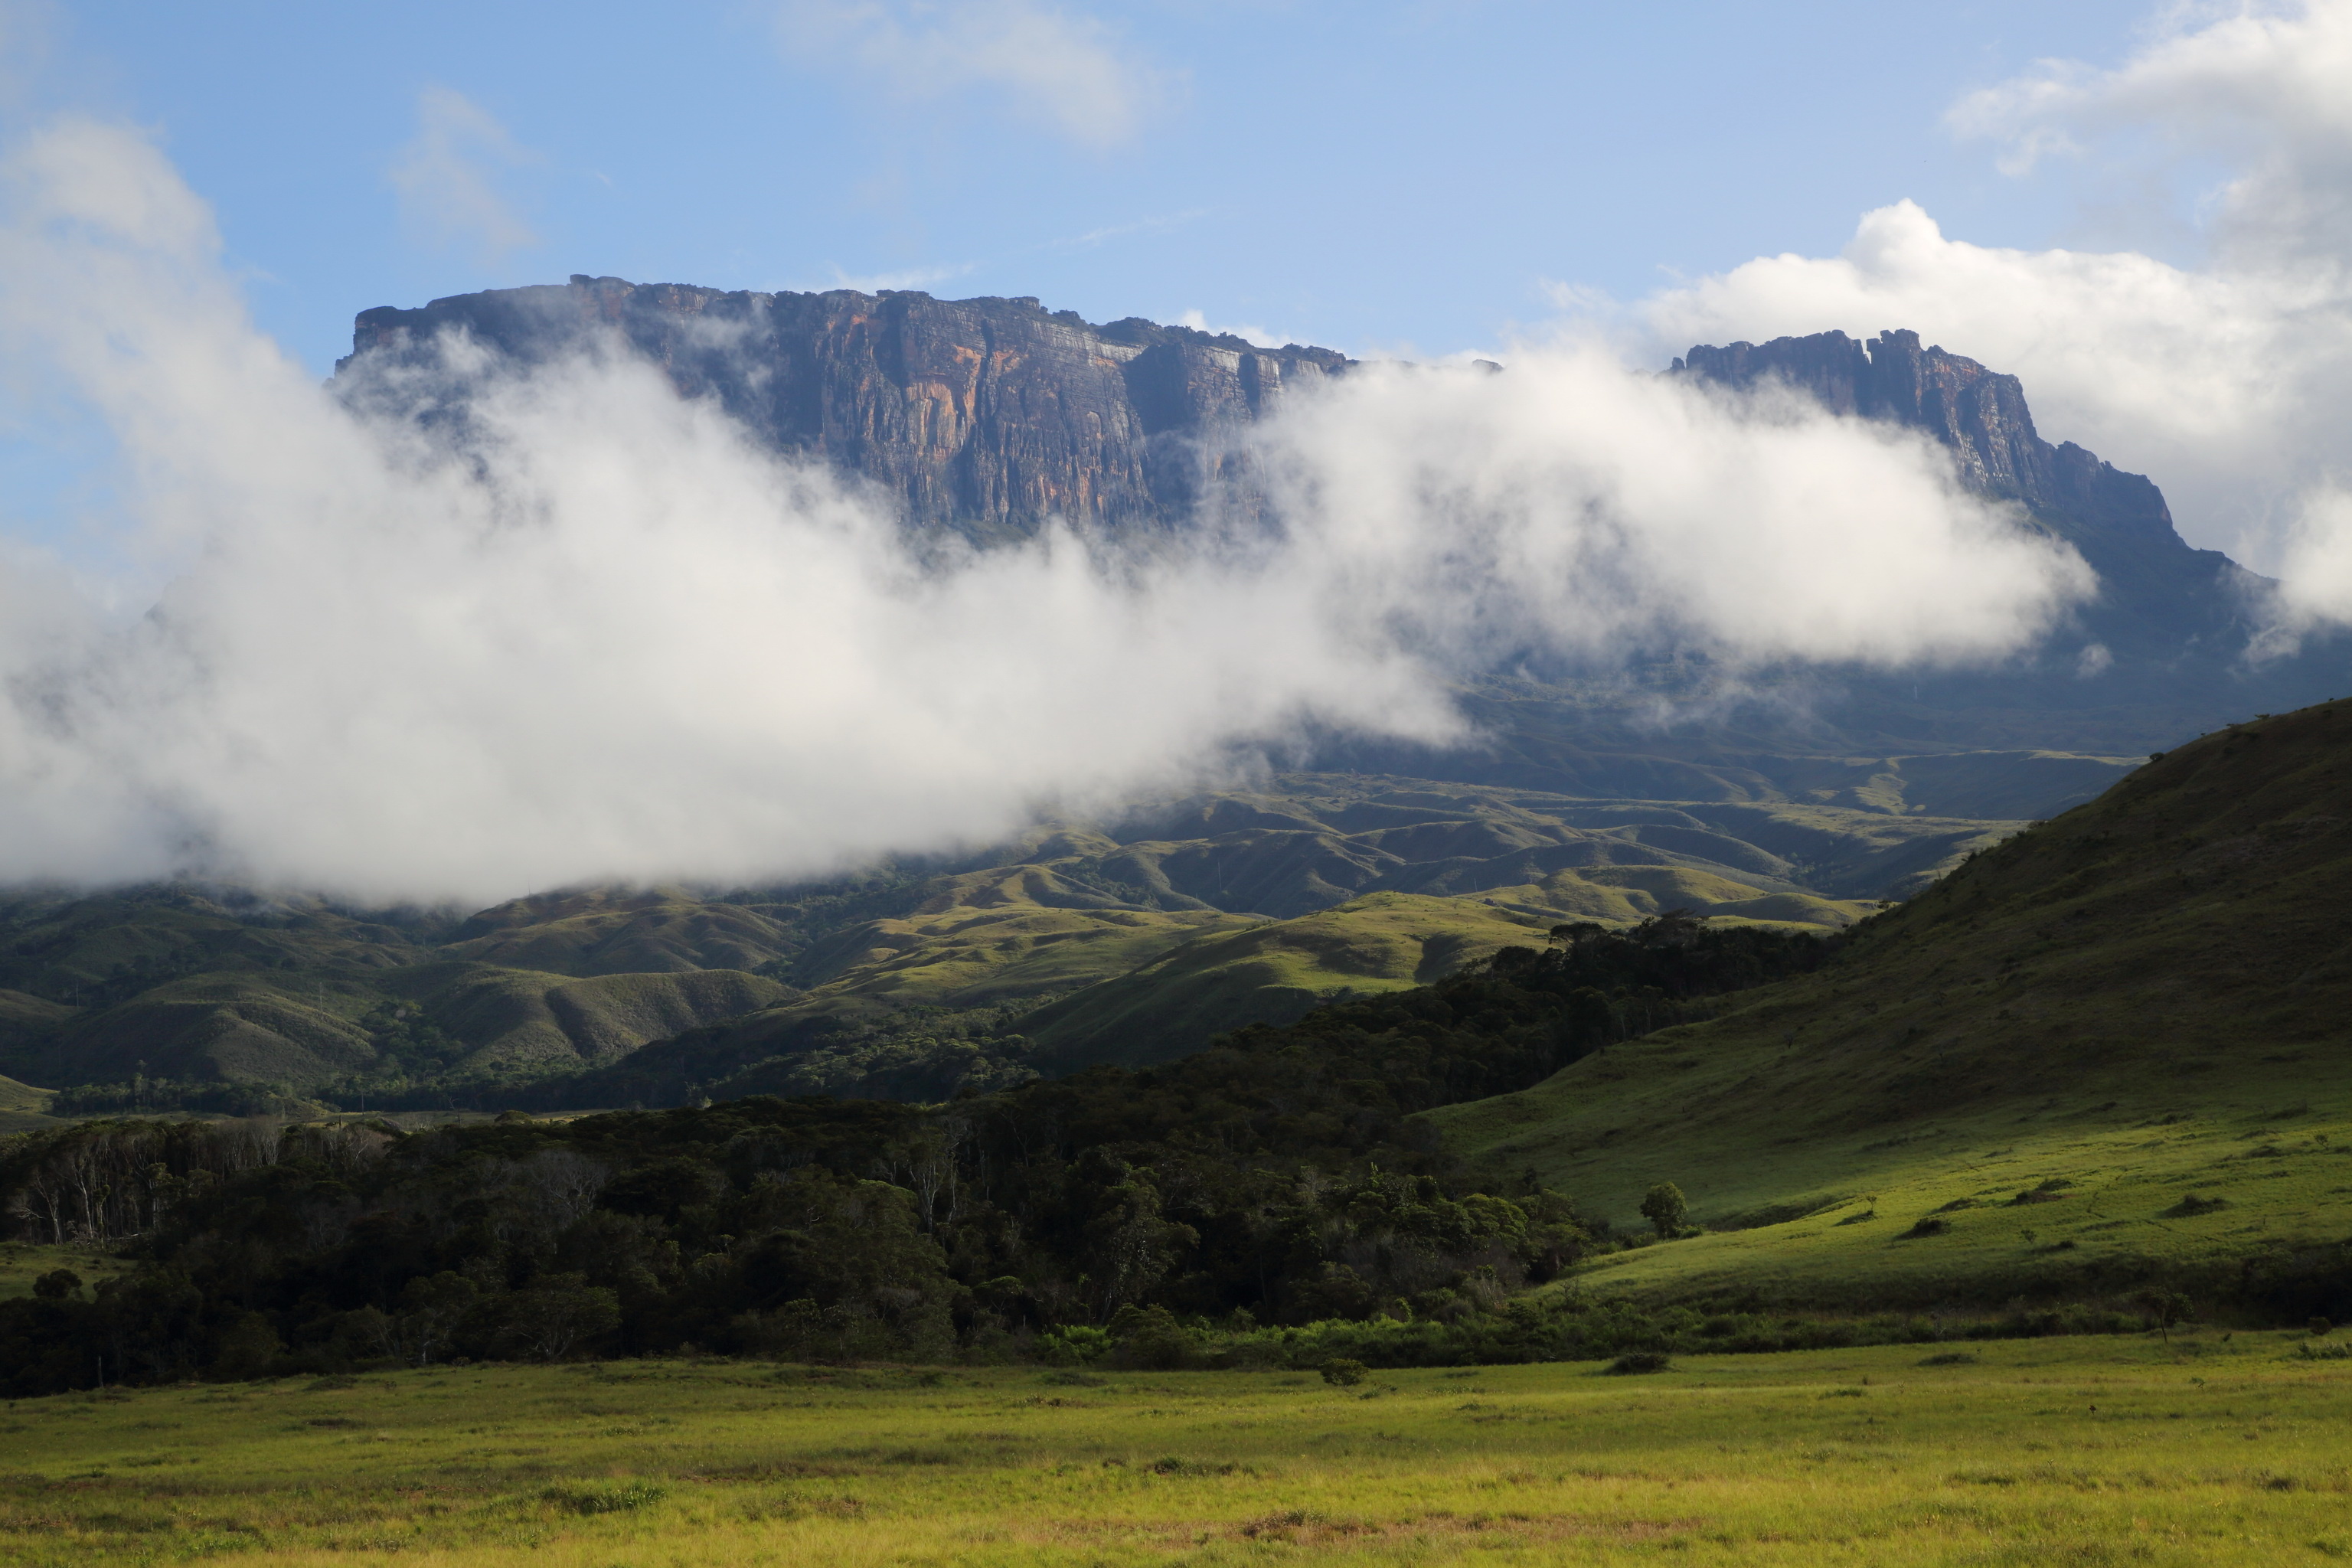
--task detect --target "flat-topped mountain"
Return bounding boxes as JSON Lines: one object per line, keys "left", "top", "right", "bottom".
{"left": 336, "top": 283, "right": 2338, "bottom": 729}
{"left": 1676, "top": 329, "right": 2261, "bottom": 664}
{"left": 340, "top": 276, "right": 1351, "bottom": 542}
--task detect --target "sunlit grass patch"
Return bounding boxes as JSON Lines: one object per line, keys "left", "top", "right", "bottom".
{"left": 2, "top": 1338, "right": 2349, "bottom": 1564}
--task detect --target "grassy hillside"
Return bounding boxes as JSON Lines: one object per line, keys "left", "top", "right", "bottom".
{"left": 780, "top": 855, "right": 1259, "bottom": 1005}
{"left": 1023, "top": 892, "right": 1554, "bottom": 1067}
{"left": 0, "top": 1072, "right": 54, "bottom": 1132}
{"left": 437, "top": 885, "right": 803, "bottom": 975}
{"left": 0, "top": 770, "right": 2026, "bottom": 1104}
{"left": 1432, "top": 697, "right": 2352, "bottom": 1308}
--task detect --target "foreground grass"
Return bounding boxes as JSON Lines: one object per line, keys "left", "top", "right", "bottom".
{"left": 3, "top": 1334, "right": 2349, "bottom": 1564}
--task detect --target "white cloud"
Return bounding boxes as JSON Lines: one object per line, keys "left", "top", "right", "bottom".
{"left": 1947, "top": 0, "right": 2352, "bottom": 268}
{"left": 1174, "top": 307, "right": 1286, "bottom": 346}
{"left": 776, "top": 1, "right": 1165, "bottom": 149}
{"left": 2275, "top": 484, "right": 2352, "bottom": 633}
{"left": 1637, "top": 0, "right": 2352, "bottom": 627}
{"left": 0, "top": 119, "right": 2089, "bottom": 903}
{"left": 387, "top": 87, "right": 540, "bottom": 263}
{"left": 1248, "top": 348, "right": 2089, "bottom": 675}
{"left": 1642, "top": 200, "right": 2348, "bottom": 559}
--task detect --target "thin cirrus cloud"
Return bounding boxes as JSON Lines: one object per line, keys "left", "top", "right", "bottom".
{"left": 818, "top": 261, "right": 975, "bottom": 292}
{"left": 774, "top": 0, "right": 1168, "bottom": 149}
{"left": 387, "top": 85, "right": 542, "bottom": 263}
{"left": 1635, "top": 0, "right": 2352, "bottom": 636}
{"left": 0, "top": 116, "right": 2088, "bottom": 903}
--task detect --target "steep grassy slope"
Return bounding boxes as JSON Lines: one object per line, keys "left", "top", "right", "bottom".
{"left": 438, "top": 887, "right": 803, "bottom": 975}
{"left": 1432, "top": 697, "right": 2352, "bottom": 1308}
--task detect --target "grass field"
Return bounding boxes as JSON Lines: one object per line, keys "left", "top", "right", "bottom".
{"left": 1436, "top": 1027, "right": 2352, "bottom": 1309}
{"left": 2, "top": 1334, "right": 2348, "bottom": 1565}
{"left": 0, "top": 1243, "right": 132, "bottom": 1302}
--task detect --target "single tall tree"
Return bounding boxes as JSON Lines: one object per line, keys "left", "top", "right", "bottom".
{"left": 1640, "top": 1182, "right": 1687, "bottom": 1239}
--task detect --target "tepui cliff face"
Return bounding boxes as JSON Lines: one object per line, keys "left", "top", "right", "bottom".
{"left": 336, "top": 279, "right": 2312, "bottom": 698}
{"left": 339, "top": 276, "right": 1352, "bottom": 543}
{"left": 1674, "top": 328, "right": 2259, "bottom": 658}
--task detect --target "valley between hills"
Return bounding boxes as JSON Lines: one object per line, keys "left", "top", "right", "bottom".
{"left": 0, "top": 768, "right": 2041, "bottom": 1119}
{"left": 4, "top": 300, "right": 2349, "bottom": 1422}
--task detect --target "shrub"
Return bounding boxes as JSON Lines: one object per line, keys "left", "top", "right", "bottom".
{"left": 1900, "top": 1217, "right": 1951, "bottom": 1238}
{"left": 1108, "top": 1305, "right": 1201, "bottom": 1370}
{"left": 1036, "top": 1325, "right": 1112, "bottom": 1365}
{"left": 1319, "top": 1358, "right": 1367, "bottom": 1387}
{"left": 544, "top": 1481, "right": 667, "bottom": 1514}
{"left": 1607, "top": 1351, "right": 1671, "bottom": 1374}
{"left": 30, "top": 1269, "right": 80, "bottom": 1300}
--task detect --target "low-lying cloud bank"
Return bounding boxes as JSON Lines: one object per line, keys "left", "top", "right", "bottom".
{"left": 0, "top": 119, "right": 2088, "bottom": 903}
{"left": 1640, "top": 0, "right": 2352, "bottom": 632}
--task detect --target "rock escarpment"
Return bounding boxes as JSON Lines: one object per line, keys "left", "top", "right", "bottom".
{"left": 337, "top": 282, "right": 2339, "bottom": 736}
{"left": 1674, "top": 329, "right": 2259, "bottom": 657}
{"left": 339, "top": 276, "right": 1351, "bottom": 541}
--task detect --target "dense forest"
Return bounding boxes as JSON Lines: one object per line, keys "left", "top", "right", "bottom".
{"left": 0, "top": 919, "right": 1904, "bottom": 1392}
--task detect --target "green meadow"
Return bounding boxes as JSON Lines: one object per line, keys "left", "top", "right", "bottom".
{"left": 1439, "top": 1032, "right": 2352, "bottom": 1311}
{"left": 4, "top": 1336, "right": 2350, "bottom": 1566}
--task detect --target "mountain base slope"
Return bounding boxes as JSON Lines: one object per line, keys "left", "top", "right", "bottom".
{"left": 1431, "top": 697, "right": 2352, "bottom": 1309}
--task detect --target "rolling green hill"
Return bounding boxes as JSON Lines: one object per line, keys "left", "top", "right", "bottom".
{"left": 1022, "top": 891, "right": 1554, "bottom": 1068}
{"left": 1431, "top": 697, "right": 2352, "bottom": 1309}
{"left": 0, "top": 773, "right": 2017, "bottom": 1106}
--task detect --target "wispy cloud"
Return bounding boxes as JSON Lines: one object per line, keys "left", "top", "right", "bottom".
{"left": 1174, "top": 308, "right": 1287, "bottom": 347}
{"left": 387, "top": 86, "right": 541, "bottom": 263}
{"left": 815, "top": 261, "right": 976, "bottom": 293}
{"left": 776, "top": 1, "right": 1169, "bottom": 149}
{"left": 1047, "top": 208, "right": 1210, "bottom": 249}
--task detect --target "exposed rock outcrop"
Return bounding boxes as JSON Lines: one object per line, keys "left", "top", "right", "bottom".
{"left": 338, "top": 276, "right": 1351, "bottom": 542}
{"left": 1674, "top": 329, "right": 2260, "bottom": 657}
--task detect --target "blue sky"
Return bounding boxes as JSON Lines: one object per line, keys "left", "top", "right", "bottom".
{"left": 2, "top": 0, "right": 2349, "bottom": 893}
{"left": 40, "top": 0, "right": 2163, "bottom": 374}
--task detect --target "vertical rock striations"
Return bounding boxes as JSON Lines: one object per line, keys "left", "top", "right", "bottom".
{"left": 1674, "top": 330, "right": 2261, "bottom": 658}
{"left": 338, "top": 276, "right": 1351, "bottom": 542}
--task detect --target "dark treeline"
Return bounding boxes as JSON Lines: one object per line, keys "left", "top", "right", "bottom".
{"left": 0, "top": 920, "right": 1857, "bottom": 1392}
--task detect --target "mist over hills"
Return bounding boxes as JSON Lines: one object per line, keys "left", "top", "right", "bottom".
{"left": 3, "top": 276, "right": 2340, "bottom": 1112}
{"left": 341, "top": 276, "right": 2337, "bottom": 765}
{"left": 0, "top": 775, "right": 2003, "bottom": 1112}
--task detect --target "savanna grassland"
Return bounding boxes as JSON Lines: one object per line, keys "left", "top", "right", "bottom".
{"left": 5, "top": 1336, "right": 2349, "bottom": 1566}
